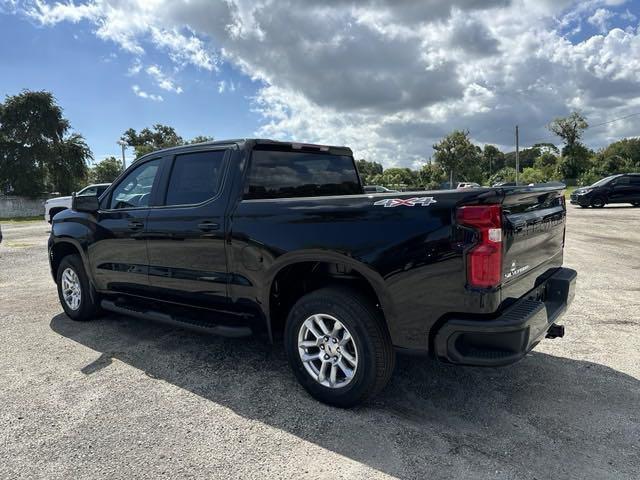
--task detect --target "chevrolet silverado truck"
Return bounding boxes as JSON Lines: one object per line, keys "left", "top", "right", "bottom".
{"left": 49, "top": 139, "right": 576, "bottom": 407}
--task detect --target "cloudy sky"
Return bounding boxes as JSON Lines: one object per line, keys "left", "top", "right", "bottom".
{"left": 1, "top": 0, "right": 639, "bottom": 167}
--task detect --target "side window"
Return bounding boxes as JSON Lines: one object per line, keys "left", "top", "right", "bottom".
{"left": 244, "top": 150, "right": 361, "bottom": 199}
{"left": 165, "top": 150, "right": 226, "bottom": 206}
{"left": 629, "top": 176, "right": 640, "bottom": 185}
{"left": 615, "top": 176, "right": 630, "bottom": 186}
{"left": 109, "top": 159, "right": 161, "bottom": 209}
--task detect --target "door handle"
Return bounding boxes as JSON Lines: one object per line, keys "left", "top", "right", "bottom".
{"left": 198, "top": 221, "right": 220, "bottom": 232}
{"left": 127, "top": 220, "right": 144, "bottom": 230}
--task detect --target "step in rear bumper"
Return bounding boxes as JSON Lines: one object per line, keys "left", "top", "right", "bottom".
{"left": 433, "top": 267, "right": 577, "bottom": 367}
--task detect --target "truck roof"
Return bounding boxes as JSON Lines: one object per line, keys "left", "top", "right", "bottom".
{"left": 138, "top": 138, "right": 353, "bottom": 160}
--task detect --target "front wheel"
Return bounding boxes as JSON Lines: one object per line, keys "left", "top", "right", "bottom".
{"left": 591, "top": 196, "right": 606, "bottom": 208}
{"left": 632, "top": 202, "right": 640, "bottom": 207}
{"left": 56, "top": 254, "right": 102, "bottom": 321}
{"left": 284, "top": 287, "right": 395, "bottom": 407}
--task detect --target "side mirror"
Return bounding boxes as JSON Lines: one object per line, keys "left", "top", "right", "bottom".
{"left": 72, "top": 192, "right": 99, "bottom": 214}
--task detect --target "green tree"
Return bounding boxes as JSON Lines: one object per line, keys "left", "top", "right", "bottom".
{"left": 548, "top": 111, "right": 590, "bottom": 179}
{"left": 481, "top": 145, "right": 505, "bottom": 179}
{"left": 533, "top": 151, "right": 560, "bottom": 180}
{"left": 355, "top": 159, "right": 383, "bottom": 185}
{"left": 520, "top": 167, "right": 547, "bottom": 184}
{"left": 433, "top": 130, "right": 480, "bottom": 186}
{"left": 418, "top": 163, "right": 446, "bottom": 189}
{"left": 90, "top": 156, "right": 123, "bottom": 183}
{"left": 0, "top": 90, "right": 91, "bottom": 196}
{"left": 188, "top": 135, "right": 215, "bottom": 144}
{"left": 380, "top": 167, "right": 416, "bottom": 189}
{"left": 123, "top": 124, "right": 184, "bottom": 159}
{"left": 489, "top": 167, "right": 516, "bottom": 186}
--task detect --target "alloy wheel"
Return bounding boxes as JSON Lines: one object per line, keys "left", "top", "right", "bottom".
{"left": 297, "top": 314, "right": 358, "bottom": 388}
{"left": 61, "top": 267, "right": 82, "bottom": 311}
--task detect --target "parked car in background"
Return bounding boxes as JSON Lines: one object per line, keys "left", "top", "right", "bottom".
{"left": 44, "top": 183, "right": 110, "bottom": 223}
{"left": 456, "top": 182, "right": 481, "bottom": 189}
{"left": 48, "top": 139, "right": 576, "bottom": 407}
{"left": 570, "top": 173, "right": 640, "bottom": 208}
{"left": 363, "top": 185, "right": 398, "bottom": 193}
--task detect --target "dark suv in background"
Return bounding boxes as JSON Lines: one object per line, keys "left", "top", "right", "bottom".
{"left": 570, "top": 173, "right": 640, "bottom": 208}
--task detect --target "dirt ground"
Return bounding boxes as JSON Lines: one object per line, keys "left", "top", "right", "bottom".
{"left": 0, "top": 206, "right": 638, "bottom": 480}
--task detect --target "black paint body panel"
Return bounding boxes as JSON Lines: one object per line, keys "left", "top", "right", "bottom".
{"left": 49, "top": 139, "right": 570, "bottom": 353}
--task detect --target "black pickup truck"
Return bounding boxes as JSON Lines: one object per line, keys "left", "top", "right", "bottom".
{"left": 49, "top": 139, "right": 576, "bottom": 406}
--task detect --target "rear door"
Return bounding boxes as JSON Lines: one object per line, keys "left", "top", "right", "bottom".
{"left": 500, "top": 186, "right": 566, "bottom": 299}
{"left": 629, "top": 175, "right": 640, "bottom": 202}
{"left": 145, "top": 147, "right": 231, "bottom": 309}
{"left": 608, "top": 175, "right": 634, "bottom": 203}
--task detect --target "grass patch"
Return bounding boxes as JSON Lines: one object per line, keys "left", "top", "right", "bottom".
{"left": 0, "top": 216, "right": 44, "bottom": 223}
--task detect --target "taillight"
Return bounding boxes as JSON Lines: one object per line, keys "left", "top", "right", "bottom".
{"left": 456, "top": 204, "right": 503, "bottom": 288}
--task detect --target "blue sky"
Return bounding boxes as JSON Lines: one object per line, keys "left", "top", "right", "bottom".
{"left": 1, "top": 0, "right": 639, "bottom": 167}
{"left": 0, "top": 12, "right": 261, "bottom": 164}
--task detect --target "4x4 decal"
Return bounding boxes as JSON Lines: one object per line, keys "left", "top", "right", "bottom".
{"left": 373, "top": 197, "right": 437, "bottom": 207}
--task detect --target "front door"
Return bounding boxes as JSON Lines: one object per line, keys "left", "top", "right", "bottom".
{"left": 145, "top": 148, "right": 230, "bottom": 309}
{"left": 89, "top": 157, "right": 163, "bottom": 295}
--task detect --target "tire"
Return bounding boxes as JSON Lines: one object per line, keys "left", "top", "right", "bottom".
{"left": 56, "top": 254, "right": 102, "bottom": 321}
{"left": 590, "top": 196, "right": 606, "bottom": 208}
{"left": 579, "top": 205, "right": 589, "bottom": 208}
{"left": 632, "top": 202, "right": 640, "bottom": 207}
{"left": 284, "top": 287, "right": 395, "bottom": 407}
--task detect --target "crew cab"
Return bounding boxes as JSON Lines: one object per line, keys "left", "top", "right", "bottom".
{"left": 570, "top": 173, "right": 640, "bottom": 208}
{"left": 44, "top": 183, "right": 110, "bottom": 223}
{"left": 49, "top": 139, "right": 576, "bottom": 406}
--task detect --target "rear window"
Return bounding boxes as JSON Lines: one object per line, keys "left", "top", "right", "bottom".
{"left": 165, "top": 150, "right": 226, "bottom": 205}
{"left": 244, "top": 150, "right": 361, "bottom": 199}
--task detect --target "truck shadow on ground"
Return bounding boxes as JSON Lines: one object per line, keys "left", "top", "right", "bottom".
{"left": 50, "top": 313, "right": 639, "bottom": 479}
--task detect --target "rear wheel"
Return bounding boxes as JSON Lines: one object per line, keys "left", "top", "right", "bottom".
{"left": 56, "top": 254, "right": 102, "bottom": 321}
{"left": 591, "top": 196, "right": 606, "bottom": 208}
{"left": 284, "top": 287, "right": 395, "bottom": 407}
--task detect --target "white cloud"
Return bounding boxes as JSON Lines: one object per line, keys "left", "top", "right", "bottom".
{"left": 217, "top": 79, "right": 236, "bottom": 93}
{"left": 145, "top": 64, "right": 183, "bottom": 93}
{"left": 132, "top": 85, "right": 163, "bottom": 102}
{"left": 15, "top": 0, "right": 640, "bottom": 165}
{"left": 588, "top": 8, "right": 615, "bottom": 33}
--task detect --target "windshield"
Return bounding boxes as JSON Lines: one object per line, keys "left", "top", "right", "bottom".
{"left": 590, "top": 175, "right": 620, "bottom": 188}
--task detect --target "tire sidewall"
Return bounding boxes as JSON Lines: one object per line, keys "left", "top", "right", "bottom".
{"left": 591, "top": 196, "right": 606, "bottom": 208}
{"left": 284, "top": 294, "right": 379, "bottom": 407}
{"left": 56, "top": 255, "right": 94, "bottom": 321}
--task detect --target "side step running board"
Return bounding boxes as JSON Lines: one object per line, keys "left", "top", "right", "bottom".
{"left": 100, "top": 299, "right": 252, "bottom": 338}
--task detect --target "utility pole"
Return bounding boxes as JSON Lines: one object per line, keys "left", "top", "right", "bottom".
{"left": 515, "top": 125, "right": 520, "bottom": 185}
{"left": 117, "top": 139, "right": 127, "bottom": 172}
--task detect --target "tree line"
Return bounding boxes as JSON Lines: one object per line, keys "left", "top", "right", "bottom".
{"left": 359, "top": 112, "right": 640, "bottom": 189}
{"left": 1, "top": 90, "right": 638, "bottom": 196}
{"left": 0, "top": 90, "right": 213, "bottom": 196}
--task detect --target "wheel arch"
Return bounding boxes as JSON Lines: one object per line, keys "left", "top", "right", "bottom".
{"left": 261, "top": 250, "right": 395, "bottom": 342}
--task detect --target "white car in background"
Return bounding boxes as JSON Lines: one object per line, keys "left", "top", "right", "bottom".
{"left": 44, "top": 183, "right": 110, "bottom": 223}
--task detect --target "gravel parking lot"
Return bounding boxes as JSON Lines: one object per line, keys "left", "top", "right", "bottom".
{"left": 1, "top": 207, "right": 639, "bottom": 480}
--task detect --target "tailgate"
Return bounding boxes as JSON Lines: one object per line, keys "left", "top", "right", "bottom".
{"left": 500, "top": 184, "right": 566, "bottom": 299}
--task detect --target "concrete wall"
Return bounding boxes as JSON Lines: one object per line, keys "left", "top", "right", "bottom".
{"left": 0, "top": 196, "right": 47, "bottom": 218}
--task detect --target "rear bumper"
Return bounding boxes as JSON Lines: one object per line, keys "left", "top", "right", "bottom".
{"left": 434, "top": 267, "right": 577, "bottom": 367}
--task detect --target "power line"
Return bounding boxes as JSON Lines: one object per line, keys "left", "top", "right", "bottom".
{"left": 518, "top": 110, "right": 640, "bottom": 148}
{"left": 588, "top": 111, "right": 640, "bottom": 129}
